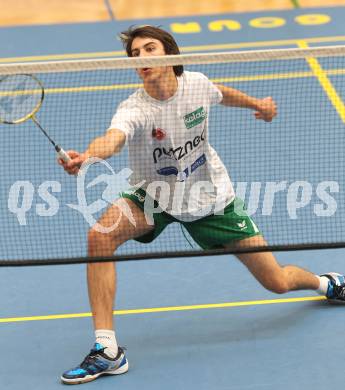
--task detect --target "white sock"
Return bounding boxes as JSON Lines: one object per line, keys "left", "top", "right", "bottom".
{"left": 95, "top": 329, "right": 118, "bottom": 358}
{"left": 316, "top": 275, "right": 329, "bottom": 295}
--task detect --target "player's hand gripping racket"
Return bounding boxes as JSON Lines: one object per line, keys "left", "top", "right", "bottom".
{"left": 0, "top": 73, "right": 71, "bottom": 162}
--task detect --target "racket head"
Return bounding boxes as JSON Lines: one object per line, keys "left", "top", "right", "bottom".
{"left": 0, "top": 74, "right": 44, "bottom": 125}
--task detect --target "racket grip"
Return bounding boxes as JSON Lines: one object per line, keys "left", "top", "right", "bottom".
{"left": 56, "top": 146, "right": 71, "bottom": 162}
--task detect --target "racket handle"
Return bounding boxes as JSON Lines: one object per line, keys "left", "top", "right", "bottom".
{"left": 55, "top": 145, "right": 71, "bottom": 162}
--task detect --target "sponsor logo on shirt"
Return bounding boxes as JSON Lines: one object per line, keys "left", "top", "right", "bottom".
{"left": 153, "top": 129, "right": 205, "bottom": 164}
{"left": 156, "top": 154, "right": 206, "bottom": 182}
{"left": 191, "top": 153, "right": 206, "bottom": 173}
{"left": 152, "top": 127, "right": 166, "bottom": 140}
{"left": 156, "top": 166, "right": 189, "bottom": 182}
{"left": 183, "top": 106, "right": 207, "bottom": 129}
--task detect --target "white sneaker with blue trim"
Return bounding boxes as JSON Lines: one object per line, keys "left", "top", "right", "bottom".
{"left": 321, "top": 273, "right": 345, "bottom": 304}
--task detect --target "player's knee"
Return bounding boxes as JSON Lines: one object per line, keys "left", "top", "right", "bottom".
{"left": 88, "top": 228, "right": 113, "bottom": 251}
{"left": 88, "top": 228, "right": 103, "bottom": 243}
{"left": 271, "top": 283, "right": 289, "bottom": 295}
{"left": 263, "top": 278, "right": 289, "bottom": 294}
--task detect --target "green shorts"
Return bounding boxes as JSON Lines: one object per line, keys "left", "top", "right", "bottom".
{"left": 121, "top": 188, "right": 261, "bottom": 250}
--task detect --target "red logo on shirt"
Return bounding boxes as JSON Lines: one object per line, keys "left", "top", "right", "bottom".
{"left": 152, "top": 128, "right": 166, "bottom": 141}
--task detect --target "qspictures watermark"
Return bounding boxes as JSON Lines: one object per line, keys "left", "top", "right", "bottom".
{"left": 7, "top": 158, "right": 340, "bottom": 234}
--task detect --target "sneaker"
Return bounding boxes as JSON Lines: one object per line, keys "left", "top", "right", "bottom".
{"left": 61, "top": 343, "right": 128, "bottom": 385}
{"left": 321, "top": 273, "right": 345, "bottom": 304}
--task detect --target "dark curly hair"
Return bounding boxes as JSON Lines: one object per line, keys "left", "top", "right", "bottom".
{"left": 119, "top": 25, "right": 183, "bottom": 77}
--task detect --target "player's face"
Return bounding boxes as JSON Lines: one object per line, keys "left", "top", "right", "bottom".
{"left": 131, "top": 36, "right": 171, "bottom": 81}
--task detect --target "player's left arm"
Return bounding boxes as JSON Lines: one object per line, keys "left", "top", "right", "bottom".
{"left": 216, "top": 84, "right": 277, "bottom": 122}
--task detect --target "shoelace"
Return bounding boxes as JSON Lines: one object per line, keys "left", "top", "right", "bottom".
{"left": 80, "top": 348, "right": 105, "bottom": 369}
{"left": 79, "top": 346, "right": 126, "bottom": 370}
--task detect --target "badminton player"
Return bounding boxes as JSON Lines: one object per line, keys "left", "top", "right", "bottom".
{"left": 59, "top": 26, "right": 345, "bottom": 384}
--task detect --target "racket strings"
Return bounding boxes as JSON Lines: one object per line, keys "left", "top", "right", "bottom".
{"left": 0, "top": 74, "right": 43, "bottom": 124}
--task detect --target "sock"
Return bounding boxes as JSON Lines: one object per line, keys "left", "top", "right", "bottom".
{"left": 95, "top": 329, "right": 118, "bottom": 358}
{"left": 316, "top": 275, "right": 330, "bottom": 295}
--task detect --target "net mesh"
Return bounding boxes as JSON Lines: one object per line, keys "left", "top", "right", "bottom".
{"left": 1, "top": 46, "right": 345, "bottom": 266}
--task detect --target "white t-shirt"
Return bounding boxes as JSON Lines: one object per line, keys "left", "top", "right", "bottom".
{"left": 109, "top": 71, "right": 235, "bottom": 221}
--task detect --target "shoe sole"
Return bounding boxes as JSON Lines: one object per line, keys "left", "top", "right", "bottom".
{"left": 61, "top": 361, "right": 129, "bottom": 385}
{"left": 327, "top": 298, "right": 345, "bottom": 305}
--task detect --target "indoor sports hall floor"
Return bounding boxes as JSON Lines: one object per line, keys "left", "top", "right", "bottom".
{"left": 1, "top": 2, "right": 345, "bottom": 389}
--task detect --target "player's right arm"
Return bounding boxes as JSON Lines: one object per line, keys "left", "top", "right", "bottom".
{"left": 59, "top": 128, "right": 126, "bottom": 175}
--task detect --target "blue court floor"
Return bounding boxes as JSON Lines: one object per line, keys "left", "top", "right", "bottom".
{"left": 1, "top": 249, "right": 345, "bottom": 390}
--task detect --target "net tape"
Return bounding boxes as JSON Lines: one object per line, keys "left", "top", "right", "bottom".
{"left": 1, "top": 45, "right": 345, "bottom": 74}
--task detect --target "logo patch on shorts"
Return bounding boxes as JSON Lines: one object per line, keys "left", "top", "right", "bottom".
{"left": 184, "top": 107, "right": 206, "bottom": 129}
{"left": 237, "top": 221, "right": 247, "bottom": 230}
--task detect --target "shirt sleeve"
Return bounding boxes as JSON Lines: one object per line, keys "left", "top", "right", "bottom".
{"left": 206, "top": 78, "right": 223, "bottom": 106}
{"left": 197, "top": 72, "right": 223, "bottom": 106}
{"left": 108, "top": 102, "right": 146, "bottom": 144}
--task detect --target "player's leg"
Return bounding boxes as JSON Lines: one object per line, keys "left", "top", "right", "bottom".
{"left": 184, "top": 198, "right": 345, "bottom": 301}
{"left": 230, "top": 236, "right": 345, "bottom": 302}
{"left": 229, "top": 235, "right": 319, "bottom": 293}
{"left": 61, "top": 198, "right": 154, "bottom": 385}
{"left": 87, "top": 198, "right": 154, "bottom": 331}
